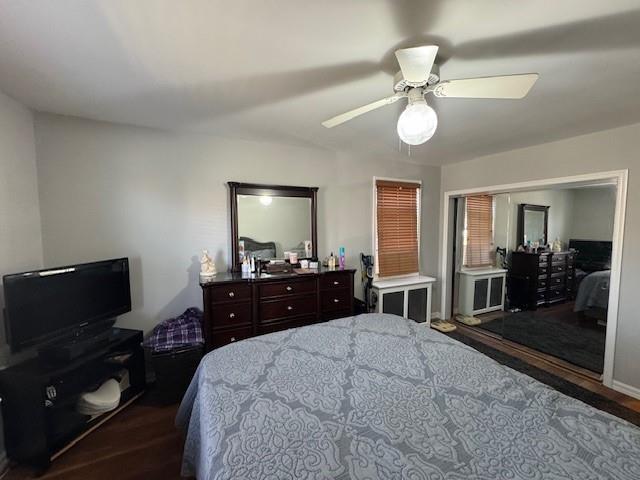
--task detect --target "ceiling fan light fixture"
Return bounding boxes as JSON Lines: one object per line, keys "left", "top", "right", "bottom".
{"left": 397, "top": 100, "right": 438, "bottom": 145}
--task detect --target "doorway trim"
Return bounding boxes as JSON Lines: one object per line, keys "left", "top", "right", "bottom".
{"left": 439, "top": 169, "right": 628, "bottom": 389}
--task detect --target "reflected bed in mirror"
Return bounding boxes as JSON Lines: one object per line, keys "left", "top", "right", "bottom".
{"left": 229, "top": 182, "right": 318, "bottom": 270}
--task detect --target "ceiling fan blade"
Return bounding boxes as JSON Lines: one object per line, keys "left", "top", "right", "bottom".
{"left": 394, "top": 45, "right": 439, "bottom": 85}
{"left": 432, "top": 73, "right": 539, "bottom": 99}
{"left": 322, "top": 93, "right": 406, "bottom": 128}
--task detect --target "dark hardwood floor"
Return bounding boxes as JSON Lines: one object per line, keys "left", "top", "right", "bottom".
{"left": 452, "top": 322, "right": 640, "bottom": 413}
{"left": 5, "top": 395, "right": 185, "bottom": 480}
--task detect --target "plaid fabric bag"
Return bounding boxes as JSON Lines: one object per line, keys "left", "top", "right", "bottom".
{"left": 144, "top": 307, "right": 204, "bottom": 352}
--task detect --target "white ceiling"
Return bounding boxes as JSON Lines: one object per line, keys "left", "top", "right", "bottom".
{"left": 1, "top": 0, "right": 639, "bottom": 165}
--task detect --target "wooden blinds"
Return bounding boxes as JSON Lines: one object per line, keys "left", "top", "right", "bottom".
{"left": 463, "top": 195, "right": 494, "bottom": 268}
{"left": 376, "top": 180, "right": 420, "bottom": 277}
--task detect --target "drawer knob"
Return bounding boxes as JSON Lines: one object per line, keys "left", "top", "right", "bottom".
{"left": 333, "top": 298, "right": 340, "bottom": 303}
{"left": 229, "top": 312, "right": 235, "bottom": 319}
{"left": 287, "top": 305, "right": 293, "bottom": 311}
{"left": 230, "top": 337, "right": 236, "bottom": 342}
{"left": 333, "top": 281, "right": 340, "bottom": 285}
{"left": 286, "top": 286, "right": 292, "bottom": 291}
{"left": 228, "top": 291, "right": 235, "bottom": 298}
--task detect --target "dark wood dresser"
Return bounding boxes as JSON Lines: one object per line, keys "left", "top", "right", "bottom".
{"left": 201, "top": 268, "right": 355, "bottom": 350}
{"left": 509, "top": 251, "right": 576, "bottom": 310}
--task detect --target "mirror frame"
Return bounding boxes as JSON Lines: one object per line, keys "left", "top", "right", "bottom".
{"left": 228, "top": 182, "right": 318, "bottom": 271}
{"left": 517, "top": 203, "right": 549, "bottom": 247}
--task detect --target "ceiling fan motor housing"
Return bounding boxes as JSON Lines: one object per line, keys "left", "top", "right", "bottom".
{"left": 394, "top": 64, "right": 440, "bottom": 92}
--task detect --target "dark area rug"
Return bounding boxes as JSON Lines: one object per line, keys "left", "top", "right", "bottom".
{"left": 446, "top": 330, "right": 640, "bottom": 427}
{"left": 479, "top": 311, "right": 605, "bottom": 373}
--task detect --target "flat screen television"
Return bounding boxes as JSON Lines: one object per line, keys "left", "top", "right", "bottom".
{"left": 568, "top": 239, "right": 612, "bottom": 272}
{"left": 3, "top": 258, "right": 131, "bottom": 352}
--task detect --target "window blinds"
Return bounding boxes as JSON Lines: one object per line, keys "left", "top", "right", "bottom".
{"left": 463, "top": 195, "right": 494, "bottom": 268}
{"left": 376, "top": 180, "right": 420, "bottom": 277}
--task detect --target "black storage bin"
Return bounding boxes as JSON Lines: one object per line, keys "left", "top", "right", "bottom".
{"left": 151, "top": 345, "right": 203, "bottom": 404}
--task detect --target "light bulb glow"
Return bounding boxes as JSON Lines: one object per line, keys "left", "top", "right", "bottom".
{"left": 396, "top": 102, "right": 438, "bottom": 145}
{"left": 259, "top": 196, "right": 272, "bottom": 206}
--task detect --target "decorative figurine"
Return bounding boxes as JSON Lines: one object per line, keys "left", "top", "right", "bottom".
{"left": 199, "top": 249, "right": 217, "bottom": 281}
{"left": 552, "top": 238, "right": 563, "bottom": 252}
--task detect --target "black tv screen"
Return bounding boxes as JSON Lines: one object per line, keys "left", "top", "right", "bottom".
{"left": 3, "top": 258, "right": 131, "bottom": 352}
{"left": 569, "top": 240, "right": 612, "bottom": 271}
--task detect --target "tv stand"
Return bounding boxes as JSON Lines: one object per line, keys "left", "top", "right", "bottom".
{"left": 0, "top": 327, "right": 145, "bottom": 470}
{"left": 38, "top": 325, "right": 113, "bottom": 363}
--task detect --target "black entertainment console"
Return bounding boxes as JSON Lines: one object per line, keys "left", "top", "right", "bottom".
{"left": 0, "top": 327, "right": 146, "bottom": 470}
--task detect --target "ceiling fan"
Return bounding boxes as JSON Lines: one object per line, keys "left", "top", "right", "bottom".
{"left": 321, "top": 45, "right": 538, "bottom": 145}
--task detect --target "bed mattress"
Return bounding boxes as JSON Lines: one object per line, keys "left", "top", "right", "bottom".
{"left": 177, "top": 313, "right": 640, "bottom": 479}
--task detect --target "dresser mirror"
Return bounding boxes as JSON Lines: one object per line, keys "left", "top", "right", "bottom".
{"left": 517, "top": 203, "right": 549, "bottom": 247}
{"left": 229, "top": 182, "right": 318, "bottom": 269}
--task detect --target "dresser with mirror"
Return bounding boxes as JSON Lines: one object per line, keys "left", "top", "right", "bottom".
{"left": 200, "top": 182, "right": 355, "bottom": 350}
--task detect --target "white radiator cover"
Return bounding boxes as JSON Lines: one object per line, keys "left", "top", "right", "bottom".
{"left": 372, "top": 275, "right": 436, "bottom": 325}
{"left": 458, "top": 268, "right": 507, "bottom": 316}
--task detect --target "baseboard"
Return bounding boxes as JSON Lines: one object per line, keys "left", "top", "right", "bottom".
{"left": 612, "top": 380, "right": 640, "bottom": 400}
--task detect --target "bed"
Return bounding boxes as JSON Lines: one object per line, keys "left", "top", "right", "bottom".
{"left": 574, "top": 269, "right": 610, "bottom": 312}
{"left": 177, "top": 313, "right": 640, "bottom": 479}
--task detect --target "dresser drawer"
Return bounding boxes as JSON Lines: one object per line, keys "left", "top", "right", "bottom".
{"left": 257, "top": 315, "right": 318, "bottom": 335}
{"left": 260, "top": 294, "right": 317, "bottom": 321}
{"left": 538, "top": 266, "right": 549, "bottom": 277}
{"left": 537, "top": 277, "right": 548, "bottom": 290}
{"left": 321, "top": 289, "right": 351, "bottom": 312}
{"left": 211, "top": 326, "right": 253, "bottom": 348}
{"left": 549, "top": 275, "right": 565, "bottom": 287}
{"left": 208, "top": 283, "right": 251, "bottom": 303}
{"left": 539, "top": 255, "right": 550, "bottom": 266}
{"left": 321, "top": 272, "right": 351, "bottom": 291}
{"left": 212, "top": 302, "right": 252, "bottom": 329}
{"left": 550, "top": 263, "right": 566, "bottom": 274}
{"left": 259, "top": 278, "right": 316, "bottom": 299}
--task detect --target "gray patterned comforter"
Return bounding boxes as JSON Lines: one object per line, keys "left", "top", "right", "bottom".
{"left": 176, "top": 314, "right": 640, "bottom": 479}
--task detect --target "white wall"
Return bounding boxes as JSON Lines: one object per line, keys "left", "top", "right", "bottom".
{"left": 33, "top": 113, "right": 441, "bottom": 333}
{"left": 441, "top": 121, "right": 640, "bottom": 391}
{"left": 0, "top": 90, "right": 43, "bottom": 470}
{"left": 569, "top": 186, "right": 616, "bottom": 241}
{"left": 0, "top": 91, "right": 43, "bottom": 355}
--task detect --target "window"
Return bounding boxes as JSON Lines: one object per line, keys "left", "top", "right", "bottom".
{"left": 463, "top": 195, "right": 494, "bottom": 268}
{"left": 374, "top": 179, "right": 420, "bottom": 277}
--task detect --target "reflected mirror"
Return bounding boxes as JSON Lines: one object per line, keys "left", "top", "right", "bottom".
{"left": 517, "top": 204, "right": 549, "bottom": 247}
{"left": 229, "top": 182, "right": 318, "bottom": 270}
{"left": 237, "top": 195, "right": 312, "bottom": 260}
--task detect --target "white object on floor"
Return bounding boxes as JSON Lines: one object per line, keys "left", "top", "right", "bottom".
{"left": 431, "top": 320, "right": 457, "bottom": 333}
{"left": 455, "top": 314, "right": 482, "bottom": 326}
{"left": 372, "top": 275, "right": 435, "bottom": 325}
{"left": 458, "top": 268, "right": 507, "bottom": 316}
{"left": 77, "top": 378, "right": 121, "bottom": 416}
